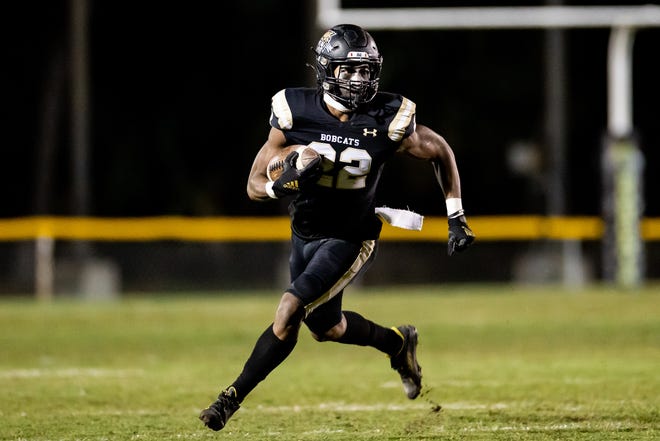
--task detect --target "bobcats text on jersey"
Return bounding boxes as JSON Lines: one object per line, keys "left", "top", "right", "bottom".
{"left": 319, "top": 133, "right": 360, "bottom": 146}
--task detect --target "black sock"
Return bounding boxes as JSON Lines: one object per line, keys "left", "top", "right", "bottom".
{"left": 231, "top": 325, "right": 296, "bottom": 401}
{"left": 337, "top": 310, "right": 402, "bottom": 355}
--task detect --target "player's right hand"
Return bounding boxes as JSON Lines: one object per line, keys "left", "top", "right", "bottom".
{"left": 447, "top": 215, "right": 475, "bottom": 256}
{"left": 271, "top": 151, "right": 322, "bottom": 197}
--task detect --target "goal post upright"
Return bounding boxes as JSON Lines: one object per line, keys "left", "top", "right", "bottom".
{"left": 603, "top": 26, "right": 644, "bottom": 288}
{"left": 316, "top": 1, "right": 660, "bottom": 288}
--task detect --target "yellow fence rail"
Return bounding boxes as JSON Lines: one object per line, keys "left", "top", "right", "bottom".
{"left": 1, "top": 215, "right": 660, "bottom": 241}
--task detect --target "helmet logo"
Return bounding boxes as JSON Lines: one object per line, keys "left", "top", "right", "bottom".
{"left": 316, "top": 30, "right": 337, "bottom": 54}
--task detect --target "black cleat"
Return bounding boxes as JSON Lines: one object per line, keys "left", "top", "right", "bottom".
{"left": 199, "top": 386, "right": 240, "bottom": 431}
{"left": 390, "top": 325, "right": 422, "bottom": 399}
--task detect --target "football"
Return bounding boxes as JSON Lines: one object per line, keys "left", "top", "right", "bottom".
{"left": 266, "top": 145, "right": 320, "bottom": 181}
{"left": 295, "top": 145, "right": 321, "bottom": 170}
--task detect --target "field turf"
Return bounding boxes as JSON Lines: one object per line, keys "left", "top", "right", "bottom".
{"left": 1, "top": 284, "right": 658, "bottom": 440}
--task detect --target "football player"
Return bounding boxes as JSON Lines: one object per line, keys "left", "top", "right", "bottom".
{"left": 200, "top": 23, "right": 474, "bottom": 431}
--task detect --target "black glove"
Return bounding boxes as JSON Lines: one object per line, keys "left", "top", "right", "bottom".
{"left": 271, "top": 151, "right": 322, "bottom": 198}
{"left": 447, "top": 214, "right": 475, "bottom": 256}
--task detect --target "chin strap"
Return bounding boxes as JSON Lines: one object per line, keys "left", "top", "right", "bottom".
{"left": 323, "top": 93, "right": 352, "bottom": 113}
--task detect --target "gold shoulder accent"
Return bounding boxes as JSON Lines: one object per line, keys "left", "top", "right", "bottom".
{"left": 271, "top": 89, "right": 293, "bottom": 130}
{"left": 388, "top": 97, "right": 416, "bottom": 142}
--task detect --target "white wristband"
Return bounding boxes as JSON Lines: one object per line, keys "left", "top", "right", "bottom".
{"left": 446, "top": 198, "right": 463, "bottom": 218}
{"left": 265, "top": 181, "right": 278, "bottom": 199}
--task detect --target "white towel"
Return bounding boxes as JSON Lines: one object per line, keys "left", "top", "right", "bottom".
{"left": 375, "top": 207, "right": 424, "bottom": 231}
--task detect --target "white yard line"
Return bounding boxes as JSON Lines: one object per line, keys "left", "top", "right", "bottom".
{"left": 0, "top": 367, "right": 144, "bottom": 378}
{"left": 251, "top": 401, "right": 510, "bottom": 412}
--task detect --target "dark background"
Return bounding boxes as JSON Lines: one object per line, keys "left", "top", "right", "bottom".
{"left": 2, "top": 1, "right": 659, "bottom": 293}
{"left": 5, "top": 0, "right": 659, "bottom": 218}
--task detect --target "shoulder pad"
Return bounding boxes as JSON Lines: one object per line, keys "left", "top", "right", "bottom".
{"left": 271, "top": 89, "right": 293, "bottom": 130}
{"left": 388, "top": 96, "right": 416, "bottom": 142}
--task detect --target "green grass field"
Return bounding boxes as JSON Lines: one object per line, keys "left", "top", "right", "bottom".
{"left": 1, "top": 284, "right": 658, "bottom": 440}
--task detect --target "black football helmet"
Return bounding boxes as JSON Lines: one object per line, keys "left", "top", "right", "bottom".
{"left": 313, "top": 24, "right": 383, "bottom": 110}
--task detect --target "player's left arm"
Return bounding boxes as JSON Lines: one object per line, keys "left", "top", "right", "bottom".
{"left": 399, "top": 124, "right": 461, "bottom": 198}
{"left": 399, "top": 124, "right": 475, "bottom": 256}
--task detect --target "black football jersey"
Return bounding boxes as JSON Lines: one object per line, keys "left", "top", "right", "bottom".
{"left": 269, "top": 87, "right": 416, "bottom": 241}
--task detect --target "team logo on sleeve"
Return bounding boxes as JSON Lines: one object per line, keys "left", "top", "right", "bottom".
{"left": 363, "top": 128, "right": 378, "bottom": 137}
